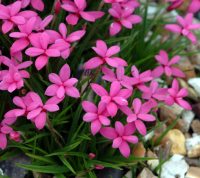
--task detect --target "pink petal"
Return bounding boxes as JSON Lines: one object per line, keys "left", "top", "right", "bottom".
{"left": 91, "top": 120, "right": 101, "bottom": 135}
{"left": 11, "top": 16, "right": 25, "bottom": 25}
{"left": 123, "top": 135, "right": 138, "bottom": 144}
{"left": 127, "top": 114, "right": 137, "bottom": 123}
{"left": 112, "top": 137, "right": 122, "bottom": 148}
{"left": 119, "top": 141, "right": 130, "bottom": 158}
{"left": 83, "top": 57, "right": 103, "bottom": 69}
{"left": 99, "top": 115, "right": 110, "bottom": 126}
{"left": 132, "top": 98, "right": 141, "bottom": 114}
{"left": 106, "top": 45, "right": 120, "bottom": 57}
{"left": 138, "top": 114, "right": 156, "bottom": 122}
{"left": 27, "top": 107, "right": 42, "bottom": 119}
{"left": 31, "top": 0, "right": 44, "bottom": 11}
{"left": 40, "top": 32, "right": 49, "bottom": 49}
{"left": 66, "top": 14, "right": 79, "bottom": 25}
{"left": 2, "top": 21, "right": 14, "bottom": 34}
{"left": 67, "top": 30, "right": 86, "bottom": 42}
{"left": 109, "top": 22, "right": 122, "bottom": 36}
{"left": 115, "top": 121, "right": 124, "bottom": 136}
{"left": 113, "top": 97, "right": 128, "bottom": 106}
{"left": 43, "top": 104, "right": 59, "bottom": 112}
{"left": 135, "top": 120, "right": 147, "bottom": 135}
{"left": 171, "top": 67, "right": 185, "bottom": 78}
{"left": 66, "top": 87, "right": 80, "bottom": 98}
{"left": 176, "top": 99, "right": 191, "bottom": 110}
{"left": 35, "top": 112, "right": 46, "bottom": 130}
{"left": 45, "top": 49, "right": 60, "bottom": 57}
{"left": 74, "top": 0, "right": 87, "bottom": 10}
{"left": 45, "top": 84, "right": 59, "bottom": 96}
{"left": 83, "top": 113, "right": 97, "bottom": 122}
{"left": 100, "top": 127, "right": 117, "bottom": 139}
{"left": 168, "top": 55, "right": 181, "bottom": 65}
{"left": 91, "top": 83, "right": 108, "bottom": 96}
{"left": 124, "top": 123, "right": 136, "bottom": 135}
{"left": 10, "top": 39, "right": 29, "bottom": 54}
{"left": 35, "top": 55, "right": 48, "bottom": 70}
{"left": 152, "top": 66, "right": 164, "bottom": 78}
{"left": 10, "top": 1, "right": 22, "bottom": 16}
{"left": 61, "top": 2, "right": 78, "bottom": 13}
{"left": 49, "top": 73, "right": 62, "bottom": 85}
{"left": 0, "top": 133, "right": 7, "bottom": 150}
{"left": 165, "top": 24, "right": 181, "bottom": 34}
{"left": 79, "top": 11, "right": 95, "bottom": 22}
{"left": 82, "top": 101, "right": 97, "bottom": 113}
{"left": 110, "top": 81, "right": 121, "bottom": 97}
{"left": 25, "top": 47, "right": 44, "bottom": 57}
{"left": 107, "top": 102, "right": 118, "bottom": 117}
{"left": 59, "top": 64, "right": 70, "bottom": 82}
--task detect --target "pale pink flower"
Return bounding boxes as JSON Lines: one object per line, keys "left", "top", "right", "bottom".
{"left": 51, "top": 23, "right": 86, "bottom": 59}
{"left": 0, "top": 1, "right": 26, "bottom": 34}
{"left": 26, "top": 92, "right": 59, "bottom": 129}
{"left": 109, "top": 3, "right": 142, "bottom": 36}
{"left": 130, "top": 66, "right": 152, "bottom": 92}
{"left": 34, "top": 15, "right": 54, "bottom": 32}
{"left": 91, "top": 81, "right": 132, "bottom": 117}
{"left": 100, "top": 121, "right": 138, "bottom": 157}
{"left": 165, "top": 13, "right": 200, "bottom": 44}
{"left": 61, "top": 0, "right": 104, "bottom": 25}
{"left": 25, "top": 32, "right": 60, "bottom": 70}
{"left": 0, "top": 123, "right": 13, "bottom": 149}
{"left": 0, "top": 60, "right": 32, "bottom": 92}
{"left": 188, "top": 0, "right": 200, "bottom": 13}
{"left": 82, "top": 101, "right": 110, "bottom": 135}
{"left": 9, "top": 17, "right": 37, "bottom": 54}
{"left": 84, "top": 40, "right": 127, "bottom": 70}
{"left": 142, "top": 80, "right": 168, "bottom": 107}
{"left": 121, "top": 98, "right": 155, "bottom": 135}
{"left": 45, "top": 64, "right": 80, "bottom": 101}
{"left": 165, "top": 79, "right": 191, "bottom": 110}
{"left": 19, "top": 0, "right": 44, "bottom": 11}
{"left": 152, "top": 50, "right": 185, "bottom": 78}
{"left": 102, "top": 66, "right": 133, "bottom": 89}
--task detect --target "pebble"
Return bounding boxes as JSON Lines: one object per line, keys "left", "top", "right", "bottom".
{"left": 132, "top": 142, "right": 146, "bottom": 158}
{"left": 186, "top": 134, "right": 200, "bottom": 158}
{"left": 137, "top": 168, "right": 158, "bottom": 178}
{"left": 163, "top": 129, "right": 186, "bottom": 155}
{"left": 147, "top": 149, "right": 159, "bottom": 171}
{"left": 185, "top": 167, "right": 200, "bottom": 178}
{"left": 191, "top": 120, "right": 200, "bottom": 134}
{"left": 188, "top": 78, "right": 200, "bottom": 96}
{"left": 160, "top": 154, "right": 189, "bottom": 178}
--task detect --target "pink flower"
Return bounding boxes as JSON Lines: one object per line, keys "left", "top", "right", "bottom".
{"left": 166, "top": 0, "right": 184, "bottom": 11}
{"left": 100, "top": 121, "right": 138, "bottom": 157}
{"left": 91, "top": 81, "right": 132, "bottom": 117}
{"left": 51, "top": 23, "right": 86, "bottom": 59}
{"left": 109, "top": 3, "right": 142, "bottom": 36}
{"left": 165, "top": 79, "right": 191, "bottom": 110}
{"left": 9, "top": 17, "right": 37, "bottom": 54}
{"left": 121, "top": 98, "right": 155, "bottom": 135}
{"left": 152, "top": 50, "right": 185, "bottom": 78}
{"left": 61, "top": 0, "right": 104, "bottom": 25}
{"left": 102, "top": 66, "right": 133, "bottom": 89}
{"left": 0, "top": 123, "right": 13, "bottom": 150}
{"left": 165, "top": 13, "right": 200, "bottom": 44}
{"left": 19, "top": 0, "right": 44, "bottom": 11}
{"left": 0, "top": 1, "right": 26, "bottom": 34}
{"left": 26, "top": 92, "right": 59, "bottom": 129}
{"left": 25, "top": 32, "right": 60, "bottom": 70}
{"left": 84, "top": 40, "right": 127, "bottom": 70}
{"left": 9, "top": 131, "right": 21, "bottom": 142}
{"left": 45, "top": 64, "right": 80, "bottom": 101}
{"left": 0, "top": 60, "right": 32, "bottom": 92}
{"left": 130, "top": 66, "right": 152, "bottom": 92}
{"left": 142, "top": 80, "right": 168, "bottom": 107}
{"left": 188, "top": 0, "right": 200, "bottom": 13}
{"left": 34, "top": 15, "right": 54, "bottom": 32}
{"left": 82, "top": 101, "right": 110, "bottom": 135}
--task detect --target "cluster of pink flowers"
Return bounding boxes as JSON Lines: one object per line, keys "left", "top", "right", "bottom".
{"left": 104, "top": 0, "right": 142, "bottom": 36}
{"left": 0, "top": 0, "right": 196, "bottom": 159}
{"left": 82, "top": 41, "right": 191, "bottom": 157}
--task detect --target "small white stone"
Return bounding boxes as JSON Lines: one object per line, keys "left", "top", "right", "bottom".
{"left": 160, "top": 154, "right": 189, "bottom": 178}
{"left": 0, "top": 168, "right": 4, "bottom": 176}
{"left": 188, "top": 78, "right": 200, "bottom": 96}
{"left": 186, "top": 134, "right": 200, "bottom": 151}
{"left": 182, "top": 110, "right": 195, "bottom": 132}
